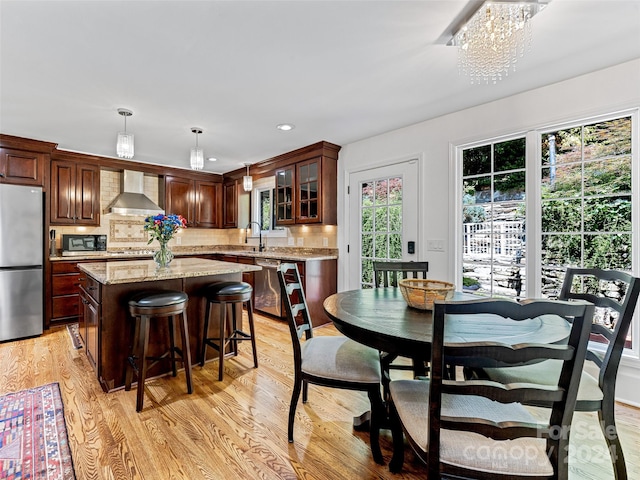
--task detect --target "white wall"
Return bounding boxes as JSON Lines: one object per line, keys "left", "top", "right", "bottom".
{"left": 336, "top": 58, "right": 640, "bottom": 406}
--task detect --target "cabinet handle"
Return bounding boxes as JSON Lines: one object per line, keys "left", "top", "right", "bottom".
{"left": 89, "top": 287, "right": 96, "bottom": 291}
{"left": 0, "top": 173, "right": 5, "bottom": 178}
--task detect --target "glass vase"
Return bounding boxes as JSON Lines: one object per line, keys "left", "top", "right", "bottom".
{"left": 154, "top": 240, "right": 173, "bottom": 268}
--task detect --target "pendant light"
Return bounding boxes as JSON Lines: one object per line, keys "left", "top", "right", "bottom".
{"left": 116, "top": 108, "right": 134, "bottom": 159}
{"left": 243, "top": 163, "right": 253, "bottom": 192}
{"left": 190, "top": 127, "right": 204, "bottom": 170}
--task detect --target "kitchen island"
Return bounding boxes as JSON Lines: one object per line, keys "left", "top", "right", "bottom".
{"left": 77, "top": 257, "right": 261, "bottom": 392}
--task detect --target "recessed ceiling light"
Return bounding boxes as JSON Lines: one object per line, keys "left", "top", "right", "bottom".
{"left": 276, "top": 123, "right": 295, "bottom": 131}
{"left": 207, "top": 157, "right": 217, "bottom": 162}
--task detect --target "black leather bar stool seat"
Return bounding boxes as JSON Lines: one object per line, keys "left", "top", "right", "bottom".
{"left": 200, "top": 281, "right": 258, "bottom": 380}
{"left": 125, "top": 290, "right": 193, "bottom": 412}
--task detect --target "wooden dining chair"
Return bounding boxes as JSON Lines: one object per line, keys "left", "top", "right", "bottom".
{"left": 472, "top": 268, "right": 640, "bottom": 480}
{"left": 373, "top": 261, "right": 429, "bottom": 288}
{"left": 373, "top": 261, "right": 430, "bottom": 394}
{"left": 277, "top": 263, "right": 385, "bottom": 464}
{"left": 388, "top": 297, "right": 594, "bottom": 479}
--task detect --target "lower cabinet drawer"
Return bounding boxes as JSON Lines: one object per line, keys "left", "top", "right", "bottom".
{"left": 52, "top": 295, "right": 80, "bottom": 319}
{"left": 52, "top": 273, "right": 81, "bottom": 296}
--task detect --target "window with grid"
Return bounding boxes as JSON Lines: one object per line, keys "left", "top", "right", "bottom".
{"left": 360, "top": 177, "right": 403, "bottom": 288}
{"left": 540, "top": 116, "right": 634, "bottom": 348}
{"left": 461, "top": 137, "right": 527, "bottom": 299}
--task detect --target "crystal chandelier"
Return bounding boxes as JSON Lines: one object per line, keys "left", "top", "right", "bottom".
{"left": 190, "top": 127, "right": 204, "bottom": 170}
{"left": 450, "top": 1, "right": 548, "bottom": 84}
{"left": 116, "top": 108, "right": 134, "bottom": 159}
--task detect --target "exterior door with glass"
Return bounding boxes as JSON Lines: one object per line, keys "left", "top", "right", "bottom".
{"left": 348, "top": 161, "right": 419, "bottom": 290}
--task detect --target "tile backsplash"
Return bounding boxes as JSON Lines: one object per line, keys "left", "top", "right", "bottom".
{"left": 49, "top": 170, "right": 337, "bottom": 252}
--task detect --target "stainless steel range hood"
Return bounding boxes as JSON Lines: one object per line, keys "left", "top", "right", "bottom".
{"left": 106, "top": 170, "right": 164, "bottom": 216}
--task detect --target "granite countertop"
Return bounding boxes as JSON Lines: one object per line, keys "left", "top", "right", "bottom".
{"left": 77, "top": 257, "right": 262, "bottom": 285}
{"left": 50, "top": 246, "right": 338, "bottom": 262}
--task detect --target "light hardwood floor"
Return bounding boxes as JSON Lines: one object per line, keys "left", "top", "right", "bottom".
{"left": 0, "top": 313, "right": 638, "bottom": 479}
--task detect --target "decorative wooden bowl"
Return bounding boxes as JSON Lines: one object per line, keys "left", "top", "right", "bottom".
{"left": 399, "top": 279, "right": 455, "bottom": 310}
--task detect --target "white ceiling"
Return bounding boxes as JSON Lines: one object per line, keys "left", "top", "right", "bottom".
{"left": 1, "top": 0, "right": 639, "bottom": 174}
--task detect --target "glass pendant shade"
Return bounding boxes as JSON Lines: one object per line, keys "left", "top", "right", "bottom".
{"left": 116, "top": 132, "right": 134, "bottom": 159}
{"left": 243, "top": 175, "right": 253, "bottom": 192}
{"left": 190, "top": 127, "right": 204, "bottom": 170}
{"left": 190, "top": 147, "right": 204, "bottom": 170}
{"left": 243, "top": 163, "right": 252, "bottom": 191}
{"left": 116, "top": 108, "right": 134, "bottom": 159}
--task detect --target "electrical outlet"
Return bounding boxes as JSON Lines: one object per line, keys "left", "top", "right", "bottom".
{"left": 288, "top": 237, "right": 295, "bottom": 246}
{"left": 297, "top": 237, "right": 304, "bottom": 246}
{"left": 322, "top": 237, "right": 328, "bottom": 247}
{"left": 176, "top": 237, "right": 182, "bottom": 245}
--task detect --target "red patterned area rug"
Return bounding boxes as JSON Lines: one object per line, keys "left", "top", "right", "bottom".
{"left": 0, "top": 383, "right": 75, "bottom": 479}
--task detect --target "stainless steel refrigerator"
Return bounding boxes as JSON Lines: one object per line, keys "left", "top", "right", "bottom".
{"left": 0, "top": 183, "right": 44, "bottom": 341}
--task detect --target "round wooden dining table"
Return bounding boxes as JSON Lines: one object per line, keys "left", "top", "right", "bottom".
{"left": 322, "top": 288, "right": 572, "bottom": 367}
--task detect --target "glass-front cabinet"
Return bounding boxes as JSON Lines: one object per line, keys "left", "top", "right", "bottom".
{"left": 275, "top": 167, "right": 295, "bottom": 225}
{"left": 297, "top": 158, "right": 320, "bottom": 223}
{"left": 271, "top": 143, "right": 338, "bottom": 226}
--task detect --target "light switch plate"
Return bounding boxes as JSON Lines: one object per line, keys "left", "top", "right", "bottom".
{"left": 297, "top": 237, "right": 304, "bottom": 246}
{"left": 322, "top": 237, "right": 328, "bottom": 247}
{"left": 427, "top": 239, "right": 445, "bottom": 252}
{"left": 288, "top": 237, "right": 295, "bottom": 246}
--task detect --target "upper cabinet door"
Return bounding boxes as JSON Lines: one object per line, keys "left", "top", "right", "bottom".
{"left": 51, "top": 160, "right": 76, "bottom": 223}
{"left": 76, "top": 164, "right": 100, "bottom": 225}
{"left": 164, "top": 176, "right": 221, "bottom": 228}
{"left": 275, "top": 166, "right": 295, "bottom": 225}
{"left": 194, "top": 180, "right": 221, "bottom": 228}
{"left": 50, "top": 160, "right": 100, "bottom": 226}
{"left": 164, "top": 176, "right": 194, "bottom": 225}
{"left": 296, "top": 158, "right": 321, "bottom": 224}
{"left": 222, "top": 181, "right": 237, "bottom": 228}
{"left": 0, "top": 148, "right": 45, "bottom": 186}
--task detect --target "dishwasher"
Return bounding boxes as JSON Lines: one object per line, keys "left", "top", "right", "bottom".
{"left": 253, "top": 258, "right": 282, "bottom": 317}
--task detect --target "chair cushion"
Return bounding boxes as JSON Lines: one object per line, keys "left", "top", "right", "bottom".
{"left": 389, "top": 379, "right": 553, "bottom": 477}
{"left": 484, "top": 359, "right": 604, "bottom": 403}
{"left": 128, "top": 290, "right": 188, "bottom": 308}
{"left": 301, "top": 336, "right": 381, "bottom": 384}
{"left": 205, "top": 281, "right": 252, "bottom": 298}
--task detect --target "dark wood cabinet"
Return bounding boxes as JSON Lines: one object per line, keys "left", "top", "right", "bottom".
{"left": 164, "top": 175, "right": 221, "bottom": 228}
{"left": 275, "top": 166, "right": 295, "bottom": 225}
{"left": 79, "top": 275, "right": 100, "bottom": 370}
{"left": 50, "top": 261, "right": 85, "bottom": 327}
{"left": 0, "top": 148, "right": 46, "bottom": 186}
{"left": 274, "top": 154, "right": 337, "bottom": 226}
{"left": 195, "top": 180, "right": 221, "bottom": 228}
{"left": 222, "top": 180, "right": 238, "bottom": 228}
{"left": 50, "top": 159, "right": 100, "bottom": 226}
{"left": 0, "top": 135, "right": 56, "bottom": 187}
{"left": 237, "top": 256, "right": 255, "bottom": 294}
{"left": 165, "top": 175, "right": 192, "bottom": 223}
{"left": 296, "top": 158, "right": 321, "bottom": 224}
{"left": 222, "top": 141, "right": 339, "bottom": 228}
{"left": 50, "top": 259, "right": 106, "bottom": 330}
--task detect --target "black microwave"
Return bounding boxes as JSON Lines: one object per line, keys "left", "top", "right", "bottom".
{"left": 62, "top": 234, "right": 107, "bottom": 252}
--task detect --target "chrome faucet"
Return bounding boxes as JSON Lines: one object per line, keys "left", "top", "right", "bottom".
{"left": 245, "top": 222, "right": 265, "bottom": 252}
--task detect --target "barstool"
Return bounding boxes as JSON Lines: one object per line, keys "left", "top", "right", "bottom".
{"left": 125, "top": 290, "right": 193, "bottom": 412}
{"left": 200, "top": 281, "right": 258, "bottom": 380}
